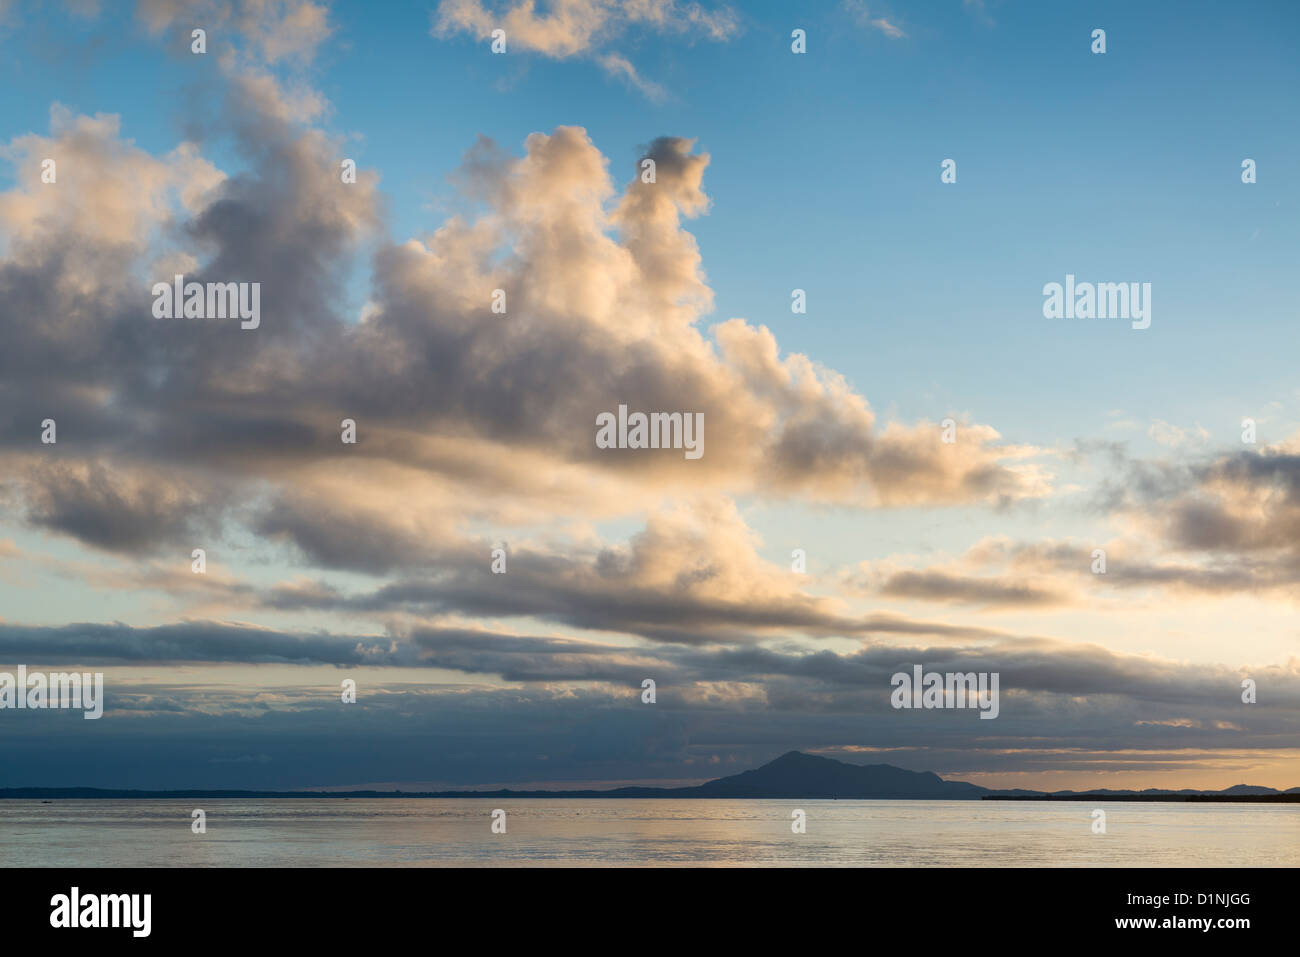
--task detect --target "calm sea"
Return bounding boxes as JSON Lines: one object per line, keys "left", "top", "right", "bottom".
{"left": 1, "top": 799, "right": 1294, "bottom": 867}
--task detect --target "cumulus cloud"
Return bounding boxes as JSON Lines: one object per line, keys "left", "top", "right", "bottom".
{"left": 3, "top": 3, "right": 1282, "bottom": 794}
{"left": 247, "top": 496, "right": 1037, "bottom": 647}
{"left": 0, "top": 106, "right": 1047, "bottom": 573}
{"left": 342, "top": 129, "right": 1051, "bottom": 513}
{"left": 898, "top": 434, "right": 1300, "bottom": 603}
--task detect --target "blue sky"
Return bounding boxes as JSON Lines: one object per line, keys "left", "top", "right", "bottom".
{"left": 0, "top": 0, "right": 1298, "bottom": 791}
{"left": 5, "top": 0, "right": 1295, "bottom": 449}
{"left": 0, "top": 13, "right": 1280, "bottom": 430}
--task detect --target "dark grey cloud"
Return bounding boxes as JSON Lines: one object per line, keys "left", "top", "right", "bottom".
{"left": 17, "top": 459, "right": 235, "bottom": 554}
{"left": 0, "top": 620, "right": 416, "bottom": 666}
{"left": 0, "top": 661, "right": 1292, "bottom": 790}
{"left": 258, "top": 558, "right": 1018, "bottom": 646}
{"left": 3, "top": 619, "right": 1293, "bottom": 718}
{"left": 878, "top": 569, "right": 1069, "bottom": 608}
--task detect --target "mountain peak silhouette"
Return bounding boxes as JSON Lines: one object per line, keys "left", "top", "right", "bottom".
{"left": 690, "top": 751, "right": 985, "bottom": 799}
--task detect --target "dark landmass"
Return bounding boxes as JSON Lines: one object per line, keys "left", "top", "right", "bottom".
{"left": 983, "top": 781, "right": 1300, "bottom": 802}
{"left": 983, "top": 794, "right": 1300, "bottom": 803}
{"left": 3, "top": 751, "right": 1296, "bottom": 802}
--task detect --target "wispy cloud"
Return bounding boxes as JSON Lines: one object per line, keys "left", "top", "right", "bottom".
{"left": 843, "top": 0, "right": 907, "bottom": 39}
{"left": 432, "top": 0, "right": 738, "bottom": 96}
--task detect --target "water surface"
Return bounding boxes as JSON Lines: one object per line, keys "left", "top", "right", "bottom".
{"left": 1, "top": 799, "right": 1294, "bottom": 867}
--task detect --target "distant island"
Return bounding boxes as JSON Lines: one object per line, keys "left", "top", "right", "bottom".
{"left": 4, "top": 751, "right": 1298, "bottom": 802}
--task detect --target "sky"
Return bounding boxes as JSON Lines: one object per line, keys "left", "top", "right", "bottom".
{"left": 0, "top": 0, "right": 1298, "bottom": 792}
